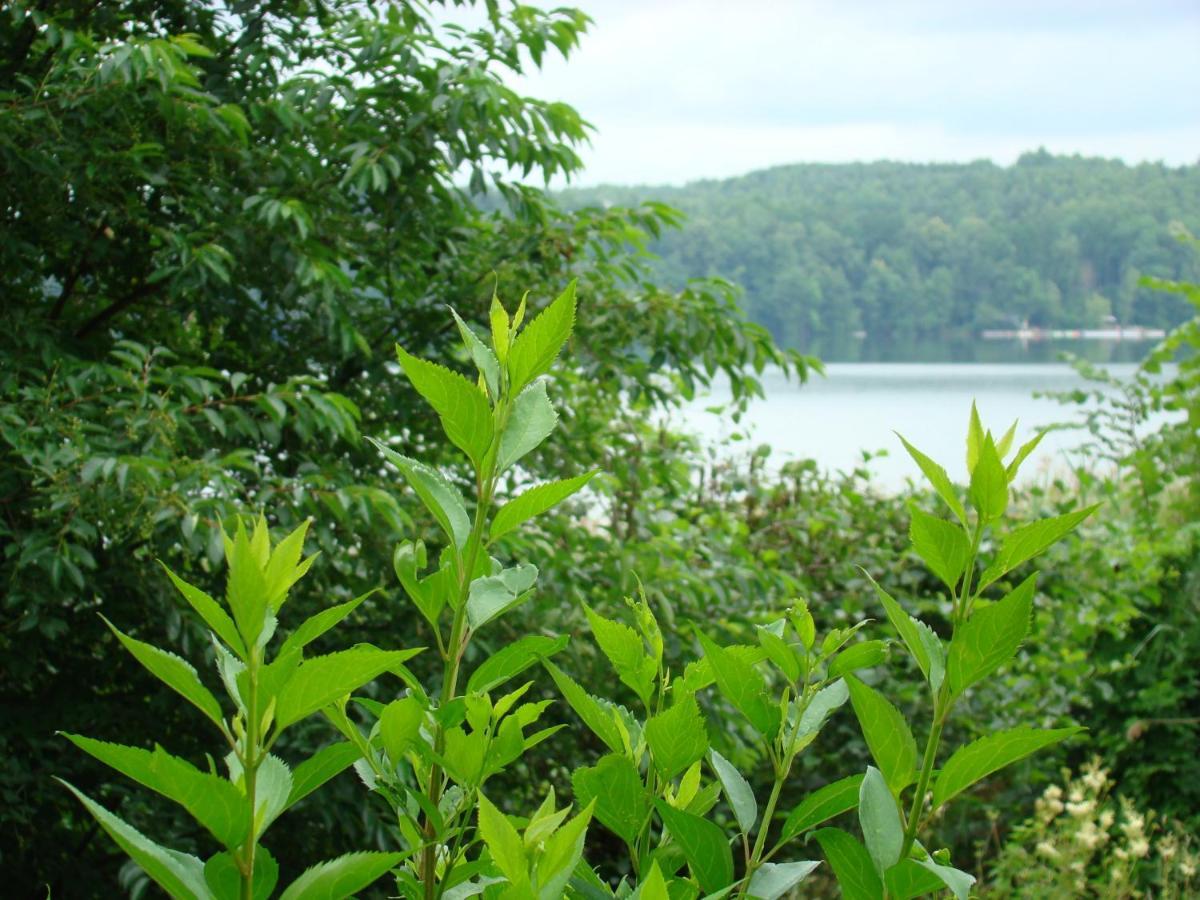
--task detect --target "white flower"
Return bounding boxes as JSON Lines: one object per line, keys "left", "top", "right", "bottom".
{"left": 1130, "top": 838, "right": 1150, "bottom": 859}
{"left": 1067, "top": 799, "right": 1096, "bottom": 818}
{"left": 1036, "top": 841, "right": 1060, "bottom": 860}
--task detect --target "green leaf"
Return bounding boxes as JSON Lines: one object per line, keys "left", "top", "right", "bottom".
{"left": 995, "top": 420, "right": 1018, "bottom": 458}
{"left": 977, "top": 505, "right": 1099, "bottom": 592}
{"left": 845, "top": 676, "right": 917, "bottom": 797}
{"left": 932, "top": 726, "right": 1084, "bottom": 810}
{"left": 644, "top": 696, "right": 707, "bottom": 781}
{"left": 796, "top": 678, "right": 851, "bottom": 739}
{"left": 392, "top": 541, "right": 450, "bottom": 628}
{"left": 746, "top": 861, "right": 821, "bottom": 900}
{"left": 572, "top": 754, "right": 651, "bottom": 846}
{"left": 697, "top": 633, "right": 780, "bottom": 739}
{"left": 371, "top": 441, "right": 470, "bottom": 549}
{"left": 863, "top": 571, "right": 943, "bottom": 692}
{"left": 490, "top": 472, "right": 597, "bottom": 543}
{"left": 968, "top": 434, "right": 1008, "bottom": 522}
{"left": 224, "top": 520, "right": 270, "bottom": 646}
{"left": 252, "top": 754, "right": 293, "bottom": 837}
{"left": 58, "top": 780, "right": 214, "bottom": 900}
{"left": 883, "top": 860, "right": 945, "bottom": 900}
{"left": 858, "top": 767, "right": 902, "bottom": 876}
{"left": 707, "top": 749, "right": 756, "bottom": 835}
{"left": 64, "top": 736, "right": 246, "bottom": 848}
{"left": 451, "top": 307, "right": 501, "bottom": 399}
{"left": 1005, "top": 431, "right": 1045, "bottom": 480}
{"left": 279, "top": 591, "right": 373, "bottom": 658}
{"left": 914, "top": 854, "right": 976, "bottom": 900}
{"left": 160, "top": 563, "right": 247, "bottom": 658}
{"left": 655, "top": 800, "right": 735, "bottom": 894}
{"left": 478, "top": 793, "right": 528, "bottom": 887}
{"left": 966, "top": 401, "right": 985, "bottom": 475}
{"left": 497, "top": 380, "right": 557, "bottom": 474}
{"left": 757, "top": 624, "right": 800, "bottom": 682}
{"left": 204, "top": 848, "right": 278, "bottom": 900}
{"left": 537, "top": 800, "right": 594, "bottom": 900}
{"left": 467, "top": 634, "right": 569, "bottom": 694}
{"left": 490, "top": 292, "right": 511, "bottom": 363}
{"left": 466, "top": 563, "right": 538, "bottom": 630}
{"left": 380, "top": 696, "right": 426, "bottom": 764}
{"left": 813, "top": 828, "right": 883, "bottom": 900}
{"left": 907, "top": 505, "right": 970, "bottom": 592}
{"left": 102, "top": 617, "right": 225, "bottom": 731}
{"left": 896, "top": 434, "right": 966, "bottom": 525}
{"left": 275, "top": 647, "right": 420, "bottom": 731}
{"left": 634, "top": 861, "right": 670, "bottom": 900}
{"left": 277, "top": 851, "right": 405, "bottom": 900}
{"left": 828, "top": 640, "right": 887, "bottom": 678}
{"left": 947, "top": 573, "right": 1035, "bottom": 697}
{"left": 544, "top": 662, "right": 624, "bottom": 754}
{"left": 585, "top": 604, "right": 656, "bottom": 708}
{"left": 508, "top": 280, "right": 576, "bottom": 394}
{"left": 287, "top": 742, "right": 362, "bottom": 807}
{"left": 262, "top": 518, "right": 314, "bottom": 611}
{"left": 395, "top": 344, "right": 494, "bottom": 470}
{"left": 781, "top": 774, "right": 864, "bottom": 840}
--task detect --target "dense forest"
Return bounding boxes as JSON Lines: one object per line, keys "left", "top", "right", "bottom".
{"left": 561, "top": 153, "right": 1200, "bottom": 348}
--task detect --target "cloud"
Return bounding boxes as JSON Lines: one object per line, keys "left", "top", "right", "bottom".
{"left": 506, "top": 0, "right": 1200, "bottom": 185}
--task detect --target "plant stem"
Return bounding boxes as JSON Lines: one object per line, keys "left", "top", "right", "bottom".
{"left": 900, "top": 696, "right": 946, "bottom": 861}
{"left": 241, "top": 649, "right": 260, "bottom": 900}
{"left": 738, "top": 758, "right": 786, "bottom": 898}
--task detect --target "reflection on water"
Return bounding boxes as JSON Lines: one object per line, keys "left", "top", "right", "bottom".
{"left": 678, "top": 358, "right": 1149, "bottom": 490}
{"left": 803, "top": 334, "right": 1158, "bottom": 365}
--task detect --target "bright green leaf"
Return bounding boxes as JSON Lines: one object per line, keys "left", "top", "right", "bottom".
{"left": 507, "top": 280, "right": 576, "bottom": 394}
{"left": 490, "top": 472, "right": 597, "bottom": 543}
{"left": 277, "top": 851, "right": 406, "bottom": 900}
{"left": 813, "top": 828, "right": 883, "bottom": 900}
{"left": 947, "top": 573, "right": 1035, "bottom": 696}
{"left": 858, "top": 767, "right": 902, "bottom": 876}
{"left": 845, "top": 676, "right": 917, "bottom": 797}
{"left": 781, "top": 774, "right": 864, "bottom": 840}
{"left": 655, "top": 800, "right": 734, "bottom": 894}
{"left": 932, "top": 726, "right": 1084, "bottom": 809}
{"left": 395, "top": 344, "right": 494, "bottom": 471}
{"left": 707, "top": 749, "right": 756, "bottom": 835}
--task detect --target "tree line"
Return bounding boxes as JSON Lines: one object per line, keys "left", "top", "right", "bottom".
{"left": 561, "top": 152, "right": 1200, "bottom": 348}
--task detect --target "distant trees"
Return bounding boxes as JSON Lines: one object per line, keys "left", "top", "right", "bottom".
{"left": 562, "top": 154, "right": 1200, "bottom": 348}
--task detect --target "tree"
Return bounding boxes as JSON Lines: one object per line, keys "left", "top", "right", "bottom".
{"left": 0, "top": 2, "right": 803, "bottom": 892}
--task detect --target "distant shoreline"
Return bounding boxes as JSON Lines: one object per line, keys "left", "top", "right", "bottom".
{"left": 979, "top": 326, "right": 1166, "bottom": 341}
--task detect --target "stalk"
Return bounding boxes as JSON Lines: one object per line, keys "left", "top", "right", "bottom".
{"left": 240, "top": 649, "right": 261, "bottom": 900}
{"left": 900, "top": 692, "right": 947, "bottom": 860}
{"left": 738, "top": 770, "right": 786, "bottom": 898}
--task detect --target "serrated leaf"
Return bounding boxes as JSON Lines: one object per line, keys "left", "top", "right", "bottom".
{"left": 708, "top": 749, "right": 756, "bottom": 835}
{"left": 451, "top": 308, "right": 501, "bottom": 399}
{"left": 64, "top": 736, "right": 246, "bottom": 848}
{"left": 908, "top": 505, "right": 970, "bottom": 592}
{"left": 643, "top": 696, "right": 707, "bottom": 781}
{"left": 508, "top": 280, "right": 576, "bottom": 393}
{"left": 490, "top": 472, "right": 597, "bottom": 543}
{"left": 932, "top": 726, "right": 1084, "bottom": 809}
{"left": 966, "top": 402, "right": 985, "bottom": 475}
{"left": 380, "top": 696, "right": 426, "bottom": 764}
{"left": 278, "top": 851, "right": 405, "bottom": 900}
{"left": 572, "top": 754, "right": 651, "bottom": 846}
{"left": 896, "top": 434, "right": 966, "bottom": 525}
{"left": 781, "top": 774, "right": 864, "bottom": 839}
{"left": 204, "top": 848, "right": 278, "bottom": 900}
{"left": 371, "top": 440, "right": 470, "bottom": 549}
{"left": 467, "top": 634, "right": 569, "bottom": 694}
{"left": 497, "top": 380, "right": 557, "bottom": 474}
{"left": 969, "top": 434, "right": 1009, "bottom": 522}
{"left": 544, "top": 662, "right": 624, "bottom": 754}
{"left": 863, "top": 571, "right": 944, "bottom": 691}
{"left": 275, "top": 647, "right": 420, "bottom": 730}
{"left": 279, "top": 591, "right": 373, "bottom": 658}
{"left": 262, "top": 519, "right": 313, "bottom": 611}
{"left": 59, "top": 780, "right": 214, "bottom": 900}
{"left": 224, "top": 521, "right": 269, "bottom": 645}
{"left": 655, "top": 800, "right": 734, "bottom": 894}
{"left": 635, "top": 861, "right": 670, "bottom": 900}
{"left": 103, "top": 617, "right": 225, "bottom": 731}
{"left": 478, "top": 793, "right": 528, "bottom": 887}
{"left": 395, "top": 344, "right": 493, "bottom": 470}
{"left": 947, "top": 573, "right": 1035, "bottom": 696}
{"left": 858, "top": 767, "right": 902, "bottom": 876}
{"left": 287, "top": 742, "right": 362, "bottom": 807}
{"left": 1005, "top": 431, "right": 1045, "bottom": 480}
{"left": 538, "top": 799, "right": 594, "bottom": 899}
{"left": 746, "top": 861, "right": 821, "bottom": 900}
{"left": 845, "top": 677, "right": 917, "bottom": 797}
{"left": 392, "top": 540, "right": 450, "bottom": 628}
{"left": 976, "top": 505, "right": 1099, "bottom": 592}
{"left": 466, "top": 563, "right": 538, "bottom": 630}
{"left": 160, "top": 564, "right": 247, "bottom": 658}
{"left": 252, "top": 754, "right": 292, "bottom": 838}
{"left": 585, "top": 604, "right": 656, "bottom": 708}
{"left": 813, "top": 828, "right": 883, "bottom": 900}
{"left": 698, "top": 633, "right": 780, "bottom": 739}
{"left": 828, "top": 640, "right": 887, "bottom": 678}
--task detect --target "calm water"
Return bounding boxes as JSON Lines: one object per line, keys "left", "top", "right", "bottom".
{"left": 677, "top": 361, "right": 1145, "bottom": 490}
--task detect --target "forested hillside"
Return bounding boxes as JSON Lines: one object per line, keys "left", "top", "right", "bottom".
{"left": 561, "top": 152, "right": 1200, "bottom": 348}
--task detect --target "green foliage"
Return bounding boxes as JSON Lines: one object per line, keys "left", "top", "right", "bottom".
{"left": 561, "top": 157, "right": 1200, "bottom": 346}
{"left": 60, "top": 518, "right": 411, "bottom": 899}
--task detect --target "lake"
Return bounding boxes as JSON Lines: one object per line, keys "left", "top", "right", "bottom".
{"left": 676, "top": 359, "right": 1149, "bottom": 491}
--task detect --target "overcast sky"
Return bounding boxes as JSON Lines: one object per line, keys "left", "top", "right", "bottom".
{"left": 506, "top": 0, "right": 1200, "bottom": 186}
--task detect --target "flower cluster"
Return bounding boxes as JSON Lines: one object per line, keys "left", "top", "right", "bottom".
{"left": 983, "top": 759, "right": 1196, "bottom": 898}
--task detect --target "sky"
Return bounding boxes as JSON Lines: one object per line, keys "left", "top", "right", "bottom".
{"left": 505, "top": 0, "right": 1200, "bottom": 186}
